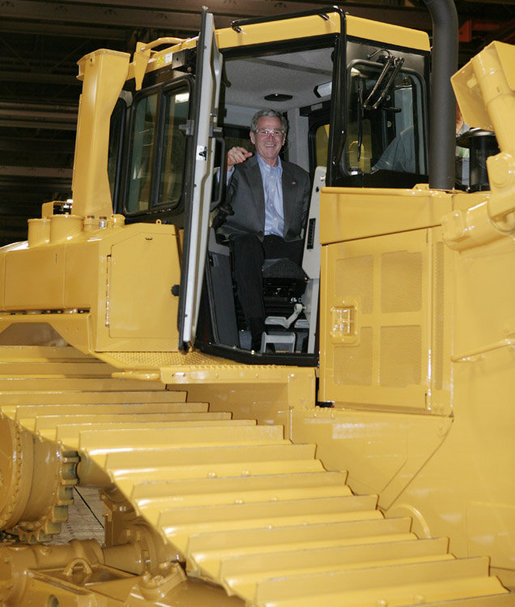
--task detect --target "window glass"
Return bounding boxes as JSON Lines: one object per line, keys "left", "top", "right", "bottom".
{"left": 157, "top": 88, "right": 189, "bottom": 208}
{"left": 108, "top": 97, "right": 126, "bottom": 205}
{"left": 346, "top": 61, "right": 426, "bottom": 176}
{"left": 126, "top": 93, "right": 158, "bottom": 213}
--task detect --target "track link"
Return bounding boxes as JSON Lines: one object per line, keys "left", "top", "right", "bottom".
{"left": 0, "top": 346, "right": 513, "bottom": 606}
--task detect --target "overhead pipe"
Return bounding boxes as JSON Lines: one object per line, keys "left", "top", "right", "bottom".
{"left": 422, "top": 0, "right": 459, "bottom": 190}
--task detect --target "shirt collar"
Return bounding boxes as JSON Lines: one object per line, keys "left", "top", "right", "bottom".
{"left": 257, "top": 153, "right": 282, "bottom": 172}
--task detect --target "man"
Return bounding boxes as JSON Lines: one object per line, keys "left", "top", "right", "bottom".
{"left": 216, "top": 109, "right": 311, "bottom": 351}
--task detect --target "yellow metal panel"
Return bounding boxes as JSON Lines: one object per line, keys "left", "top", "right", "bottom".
{"left": 3, "top": 246, "right": 66, "bottom": 309}
{"left": 319, "top": 186, "right": 452, "bottom": 245}
{"left": 320, "top": 229, "right": 433, "bottom": 411}
{"left": 254, "top": 557, "right": 496, "bottom": 606}
{"left": 0, "top": 222, "right": 182, "bottom": 354}
{"left": 214, "top": 12, "right": 429, "bottom": 53}
{"left": 452, "top": 41, "right": 515, "bottom": 137}
{"left": 228, "top": 545, "right": 452, "bottom": 602}
{"left": 94, "top": 224, "right": 181, "bottom": 353}
{"left": 114, "top": 460, "right": 324, "bottom": 493}
{"left": 106, "top": 443, "right": 316, "bottom": 473}
{"left": 188, "top": 517, "right": 414, "bottom": 563}
{"left": 0, "top": 360, "right": 112, "bottom": 377}
{"left": 132, "top": 471, "right": 348, "bottom": 504}
{"left": 28, "top": 411, "right": 230, "bottom": 433}
{"left": 160, "top": 495, "right": 381, "bottom": 553}
{"left": 0, "top": 376, "right": 165, "bottom": 392}
{"left": 72, "top": 49, "right": 130, "bottom": 219}
{"left": 346, "top": 15, "right": 429, "bottom": 51}
{"left": 6, "top": 391, "right": 187, "bottom": 406}
{"left": 80, "top": 424, "right": 287, "bottom": 463}
{"left": 50, "top": 418, "right": 256, "bottom": 445}
{"left": 63, "top": 240, "right": 99, "bottom": 308}
{"left": 291, "top": 406, "right": 453, "bottom": 513}
{"left": 215, "top": 13, "right": 340, "bottom": 50}
{"left": 0, "top": 344, "right": 512, "bottom": 604}
{"left": 107, "top": 233, "right": 179, "bottom": 342}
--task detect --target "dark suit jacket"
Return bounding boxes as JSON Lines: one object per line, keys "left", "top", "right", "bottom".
{"left": 218, "top": 154, "right": 311, "bottom": 242}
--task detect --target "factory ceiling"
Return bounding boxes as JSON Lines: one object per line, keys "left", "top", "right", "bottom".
{"left": 0, "top": 0, "right": 514, "bottom": 245}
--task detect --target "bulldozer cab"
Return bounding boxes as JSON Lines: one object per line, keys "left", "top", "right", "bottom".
{"left": 109, "top": 7, "right": 430, "bottom": 361}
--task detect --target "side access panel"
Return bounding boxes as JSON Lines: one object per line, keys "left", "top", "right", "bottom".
{"left": 320, "top": 226, "right": 452, "bottom": 414}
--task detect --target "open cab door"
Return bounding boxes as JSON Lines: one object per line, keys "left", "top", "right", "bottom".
{"left": 178, "top": 8, "right": 222, "bottom": 350}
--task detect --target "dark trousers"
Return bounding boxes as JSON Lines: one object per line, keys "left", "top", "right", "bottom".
{"left": 231, "top": 233, "right": 303, "bottom": 325}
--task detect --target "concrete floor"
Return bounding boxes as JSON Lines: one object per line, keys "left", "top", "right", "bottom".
{"left": 54, "top": 487, "right": 105, "bottom": 545}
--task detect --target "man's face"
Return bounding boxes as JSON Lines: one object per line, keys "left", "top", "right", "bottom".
{"left": 250, "top": 116, "right": 286, "bottom": 166}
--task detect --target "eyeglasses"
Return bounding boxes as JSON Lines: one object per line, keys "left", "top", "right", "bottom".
{"left": 254, "top": 128, "right": 285, "bottom": 138}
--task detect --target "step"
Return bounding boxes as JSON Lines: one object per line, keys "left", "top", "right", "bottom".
{"left": 106, "top": 443, "right": 317, "bottom": 472}
{"left": 423, "top": 594, "right": 515, "bottom": 606}
{"left": 13, "top": 401, "right": 204, "bottom": 425}
{"left": 1, "top": 390, "right": 187, "bottom": 406}
{"left": 130, "top": 471, "right": 351, "bottom": 515}
{"left": 0, "top": 360, "right": 115, "bottom": 376}
{"left": 223, "top": 538, "right": 451, "bottom": 598}
{"left": 159, "top": 495, "right": 381, "bottom": 553}
{"left": 0, "top": 377, "right": 165, "bottom": 391}
{"left": 54, "top": 418, "right": 258, "bottom": 447}
{"left": 187, "top": 517, "right": 415, "bottom": 568}
{"left": 80, "top": 424, "right": 288, "bottom": 465}
{"left": 29, "top": 410, "right": 231, "bottom": 434}
{"left": 254, "top": 556, "right": 499, "bottom": 606}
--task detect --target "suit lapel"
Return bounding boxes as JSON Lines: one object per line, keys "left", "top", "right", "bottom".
{"left": 281, "top": 162, "right": 297, "bottom": 236}
{"left": 246, "top": 155, "right": 265, "bottom": 226}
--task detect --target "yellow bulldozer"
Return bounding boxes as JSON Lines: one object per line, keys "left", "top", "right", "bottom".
{"left": 0, "top": 0, "right": 514, "bottom": 604}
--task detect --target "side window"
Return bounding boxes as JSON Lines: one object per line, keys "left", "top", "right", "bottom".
{"left": 346, "top": 58, "right": 427, "bottom": 177}
{"left": 122, "top": 80, "right": 191, "bottom": 217}
{"left": 126, "top": 93, "right": 158, "bottom": 213}
{"left": 108, "top": 97, "right": 127, "bottom": 206}
{"left": 158, "top": 88, "right": 189, "bottom": 207}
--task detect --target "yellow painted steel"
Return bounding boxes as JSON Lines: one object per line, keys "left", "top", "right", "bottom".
{"left": 0, "top": 346, "right": 513, "bottom": 606}
{"left": 311, "top": 39, "right": 515, "bottom": 596}
{"left": 72, "top": 49, "right": 130, "bottom": 219}
{"left": 0, "top": 221, "right": 181, "bottom": 353}
{"left": 0, "top": 8, "right": 513, "bottom": 607}
{"left": 139, "top": 12, "right": 429, "bottom": 81}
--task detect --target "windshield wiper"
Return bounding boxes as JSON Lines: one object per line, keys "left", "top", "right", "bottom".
{"left": 364, "top": 50, "right": 405, "bottom": 111}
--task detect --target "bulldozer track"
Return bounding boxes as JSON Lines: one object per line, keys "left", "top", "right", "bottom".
{"left": 0, "top": 346, "right": 513, "bottom": 606}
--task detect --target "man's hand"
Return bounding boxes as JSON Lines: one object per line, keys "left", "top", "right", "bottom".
{"left": 227, "top": 146, "right": 252, "bottom": 169}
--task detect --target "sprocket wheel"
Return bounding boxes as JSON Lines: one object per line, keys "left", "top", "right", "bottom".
{"left": 0, "top": 417, "right": 78, "bottom": 543}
